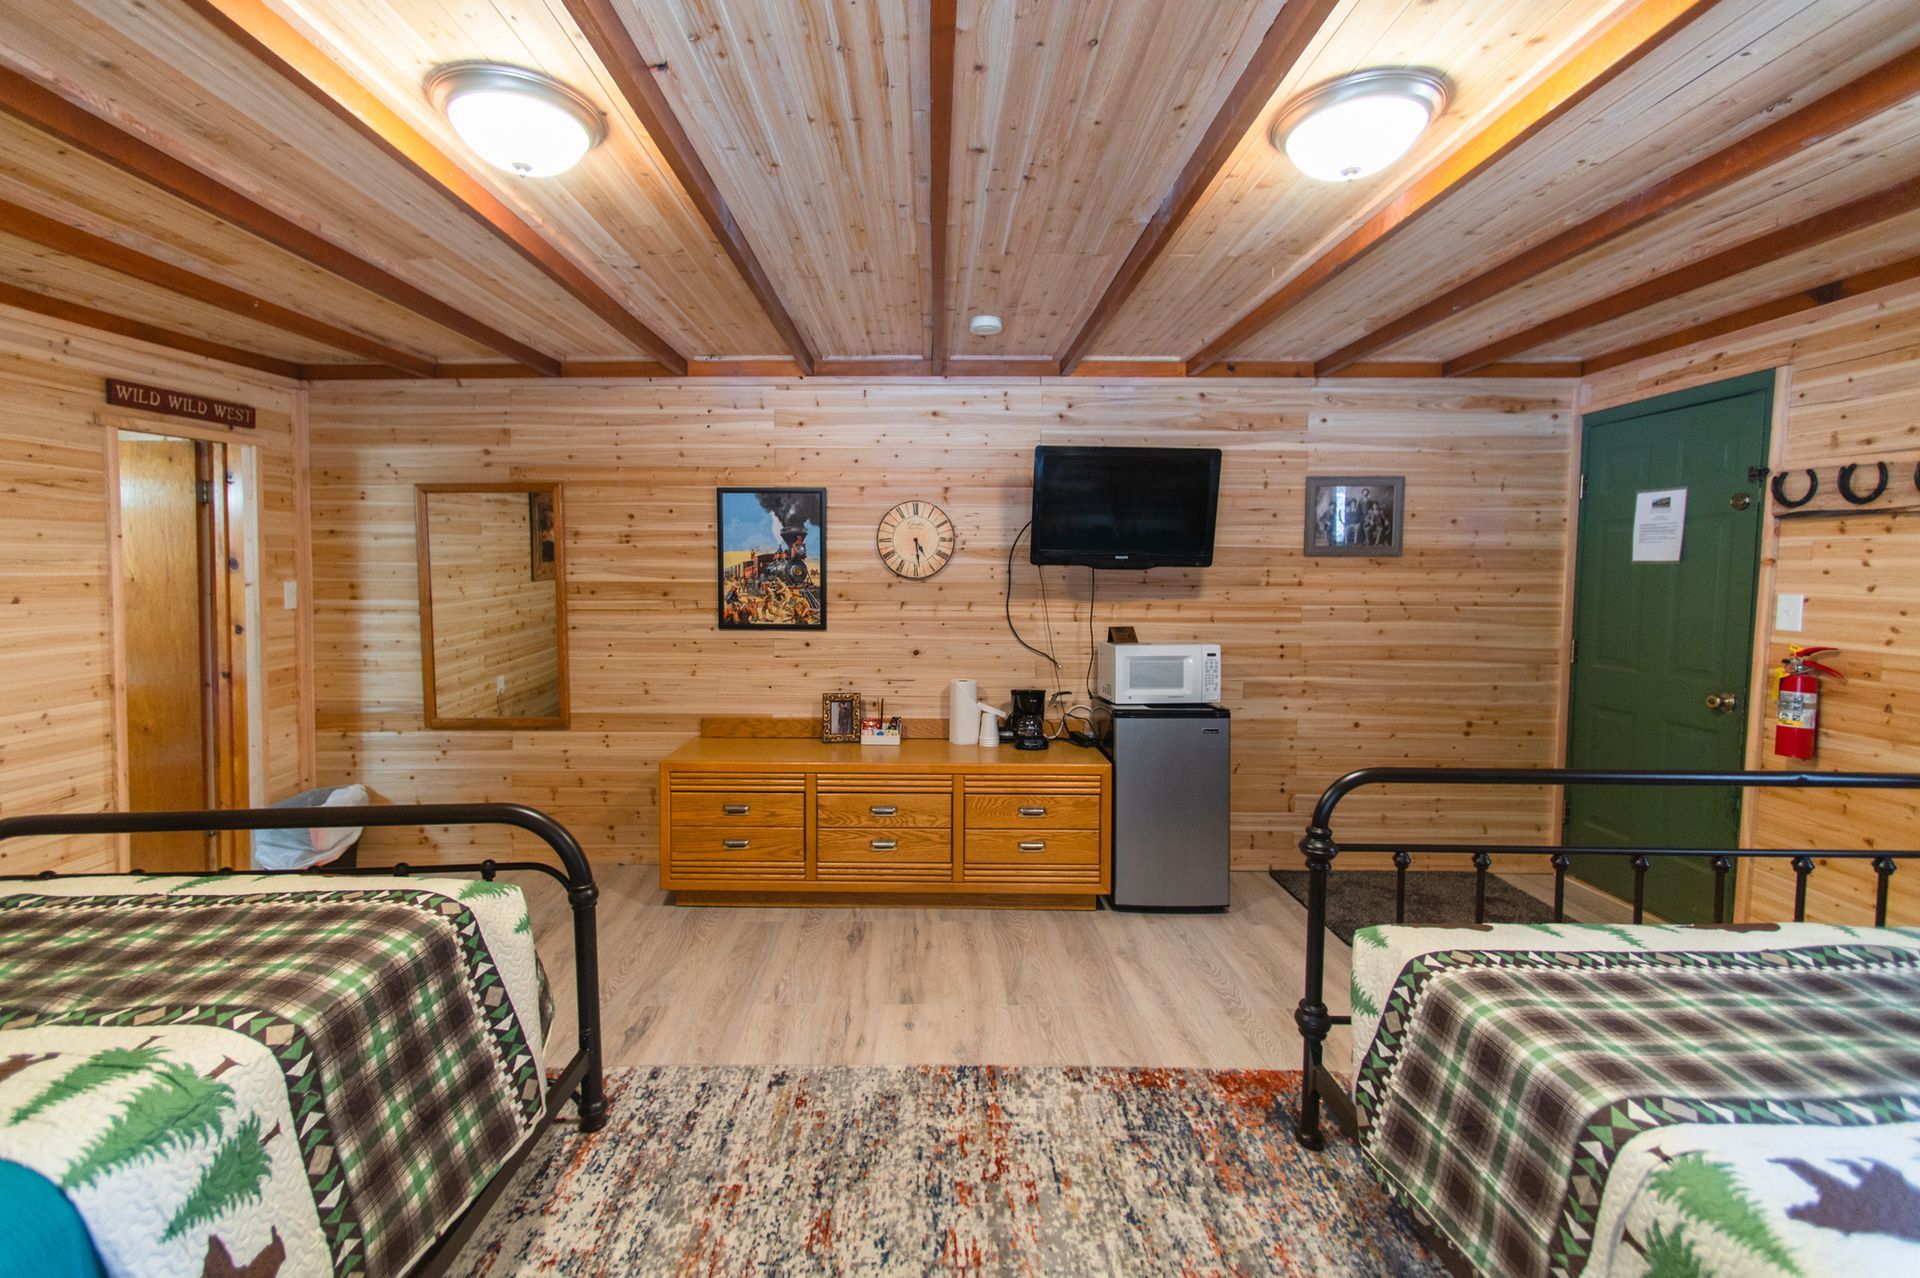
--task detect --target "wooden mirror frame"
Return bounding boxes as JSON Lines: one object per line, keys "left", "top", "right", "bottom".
{"left": 416, "top": 482, "right": 570, "bottom": 730}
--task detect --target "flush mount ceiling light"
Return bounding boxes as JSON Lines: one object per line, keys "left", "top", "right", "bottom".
{"left": 968, "top": 314, "right": 1003, "bottom": 337}
{"left": 426, "top": 63, "right": 606, "bottom": 177}
{"left": 1271, "top": 69, "right": 1448, "bottom": 183}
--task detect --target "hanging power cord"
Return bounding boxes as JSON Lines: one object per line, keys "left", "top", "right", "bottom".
{"left": 1050, "top": 566, "right": 1099, "bottom": 743}
{"left": 1005, "top": 521, "right": 1062, "bottom": 684}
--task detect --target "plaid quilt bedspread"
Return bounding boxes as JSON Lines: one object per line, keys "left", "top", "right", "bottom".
{"left": 0, "top": 874, "right": 550, "bottom": 1278}
{"left": 1348, "top": 923, "right": 1920, "bottom": 1278}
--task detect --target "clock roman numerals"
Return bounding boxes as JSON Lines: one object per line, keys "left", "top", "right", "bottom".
{"left": 875, "top": 500, "right": 956, "bottom": 579}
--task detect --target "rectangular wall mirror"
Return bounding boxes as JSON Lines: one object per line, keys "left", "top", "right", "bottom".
{"left": 416, "top": 483, "right": 568, "bottom": 729}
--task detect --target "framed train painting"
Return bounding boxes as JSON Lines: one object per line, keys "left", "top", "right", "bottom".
{"left": 717, "top": 487, "right": 827, "bottom": 629}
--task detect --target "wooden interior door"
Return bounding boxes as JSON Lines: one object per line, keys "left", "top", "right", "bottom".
{"left": 119, "top": 435, "right": 213, "bottom": 871}
{"left": 1564, "top": 372, "right": 1772, "bottom": 921}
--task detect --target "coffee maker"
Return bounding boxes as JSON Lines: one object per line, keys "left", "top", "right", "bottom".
{"left": 1009, "top": 688, "right": 1049, "bottom": 750}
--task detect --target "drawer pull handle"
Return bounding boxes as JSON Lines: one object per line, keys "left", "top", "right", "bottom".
{"left": 1018, "top": 806, "right": 1048, "bottom": 818}
{"left": 721, "top": 804, "right": 751, "bottom": 816}
{"left": 1018, "top": 841, "right": 1047, "bottom": 853}
{"left": 869, "top": 805, "right": 898, "bottom": 816}
{"left": 870, "top": 839, "right": 898, "bottom": 852}
{"left": 722, "top": 838, "right": 751, "bottom": 851}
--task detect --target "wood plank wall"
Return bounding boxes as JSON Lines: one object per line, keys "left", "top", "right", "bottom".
{"left": 0, "top": 305, "right": 312, "bottom": 874}
{"left": 307, "top": 379, "right": 1574, "bottom": 867}
{"left": 423, "top": 491, "right": 563, "bottom": 721}
{"left": 1584, "top": 280, "right": 1920, "bottom": 925}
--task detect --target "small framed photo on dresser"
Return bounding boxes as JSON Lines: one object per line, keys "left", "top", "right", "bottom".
{"left": 1304, "top": 475, "right": 1404, "bottom": 557}
{"left": 821, "top": 693, "right": 862, "bottom": 743}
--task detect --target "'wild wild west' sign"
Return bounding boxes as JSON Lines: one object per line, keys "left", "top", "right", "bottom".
{"left": 105, "top": 378, "right": 256, "bottom": 429}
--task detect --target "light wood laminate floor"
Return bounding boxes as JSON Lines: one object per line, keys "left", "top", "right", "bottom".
{"left": 514, "top": 867, "right": 1624, "bottom": 1072}
{"left": 515, "top": 868, "right": 1340, "bottom": 1071}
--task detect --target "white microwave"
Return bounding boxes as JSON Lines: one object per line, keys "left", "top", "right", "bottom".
{"left": 1096, "top": 642, "right": 1221, "bottom": 705}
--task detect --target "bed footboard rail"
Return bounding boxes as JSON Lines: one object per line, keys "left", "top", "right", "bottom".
{"left": 1294, "top": 767, "right": 1920, "bottom": 1150}
{"left": 0, "top": 802, "right": 607, "bottom": 1135}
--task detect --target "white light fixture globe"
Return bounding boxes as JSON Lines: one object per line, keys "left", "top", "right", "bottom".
{"left": 427, "top": 64, "right": 606, "bottom": 177}
{"left": 1272, "top": 69, "right": 1448, "bottom": 183}
{"left": 968, "top": 314, "right": 1003, "bottom": 337}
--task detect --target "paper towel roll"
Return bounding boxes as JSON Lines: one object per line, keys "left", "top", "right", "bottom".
{"left": 948, "top": 679, "right": 979, "bottom": 744}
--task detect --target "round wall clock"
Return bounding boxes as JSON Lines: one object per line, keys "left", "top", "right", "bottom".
{"left": 876, "top": 500, "right": 955, "bottom": 579}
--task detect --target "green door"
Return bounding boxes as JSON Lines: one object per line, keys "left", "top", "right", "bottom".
{"left": 1565, "top": 371, "right": 1772, "bottom": 921}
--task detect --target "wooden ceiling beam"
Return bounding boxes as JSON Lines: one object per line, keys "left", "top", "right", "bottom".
{"left": 1444, "top": 175, "right": 1920, "bottom": 374}
{"left": 181, "top": 0, "right": 687, "bottom": 375}
{"left": 928, "top": 0, "right": 958, "bottom": 374}
{"left": 1184, "top": 0, "right": 1717, "bottom": 375}
{"left": 1313, "top": 43, "right": 1920, "bottom": 376}
{"left": 0, "top": 64, "right": 562, "bottom": 375}
{"left": 562, "top": 0, "right": 816, "bottom": 373}
{"left": 296, "top": 357, "right": 1582, "bottom": 381}
{"left": 0, "top": 197, "right": 436, "bottom": 376}
{"left": 0, "top": 280, "right": 301, "bottom": 378}
{"left": 1056, "top": 0, "right": 1341, "bottom": 375}
{"left": 1583, "top": 252, "right": 1920, "bottom": 375}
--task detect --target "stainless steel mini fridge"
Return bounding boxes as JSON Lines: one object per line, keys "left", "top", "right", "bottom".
{"left": 1091, "top": 699, "right": 1231, "bottom": 910}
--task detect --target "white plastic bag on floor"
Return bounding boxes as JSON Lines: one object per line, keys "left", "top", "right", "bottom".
{"left": 251, "top": 784, "right": 369, "bottom": 870}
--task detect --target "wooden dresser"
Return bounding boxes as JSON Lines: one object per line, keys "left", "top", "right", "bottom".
{"left": 658, "top": 738, "right": 1112, "bottom": 908}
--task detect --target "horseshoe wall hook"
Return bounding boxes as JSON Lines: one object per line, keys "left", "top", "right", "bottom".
{"left": 1770, "top": 468, "right": 1818, "bottom": 509}
{"left": 1837, "top": 461, "right": 1889, "bottom": 505}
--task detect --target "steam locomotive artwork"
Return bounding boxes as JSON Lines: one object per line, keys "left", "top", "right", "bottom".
{"left": 716, "top": 488, "right": 827, "bottom": 630}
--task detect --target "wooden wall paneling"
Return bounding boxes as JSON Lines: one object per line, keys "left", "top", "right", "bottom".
{"left": 1055, "top": 0, "right": 1342, "bottom": 373}
{"left": 1309, "top": 35, "right": 1920, "bottom": 374}
{"left": 291, "top": 388, "right": 316, "bottom": 788}
{"left": 1182, "top": 0, "right": 1717, "bottom": 374}
{"left": 187, "top": 0, "right": 685, "bottom": 374}
{"left": 560, "top": 0, "right": 816, "bottom": 370}
{"left": 1582, "top": 278, "right": 1920, "bottom": 924}
{"left": 0, "top": 114, "right": 502, "bottom": 364}
{"left": 0, "top": 305, "right": 308, "bottom": 875}
{"left": 947, "top": 0, "right": 1293, "bottom": 358}
{"left": 590, "top": 0, "right": 917, "bottom": 361}
{"left": 1441, "top": 169, "right": 1920, "bottom": 373}
{"left": 1080, "top": 0, "right": 1633, "bottom": 359}
{"left": 1220, "top": 0, "right": 1920, "bottom": 363}
{"left": 0, "top": 1, "right": 653, "bottom": 363}
{"left": 307, "top": 376, "right": 1572, "bottom": 870}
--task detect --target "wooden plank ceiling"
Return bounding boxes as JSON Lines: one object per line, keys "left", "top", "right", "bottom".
{"left": 0, "top": 0, "right": 1917, "bottom": 380}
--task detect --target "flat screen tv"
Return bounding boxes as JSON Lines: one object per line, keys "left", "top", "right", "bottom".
{"left": 1030, "top": 445, "right": 1221, "bottom": 569}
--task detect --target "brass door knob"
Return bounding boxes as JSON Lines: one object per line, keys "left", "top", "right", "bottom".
{"left": 1705, "top": 692, "right": 1740, "bottom": 714}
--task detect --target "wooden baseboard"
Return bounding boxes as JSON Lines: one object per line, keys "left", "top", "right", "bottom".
{"left": 671, "top": 889, "right": 1099, "bottom": 911}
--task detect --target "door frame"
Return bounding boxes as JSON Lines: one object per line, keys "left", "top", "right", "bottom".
{"left": 1552, "top": 369, "right": 1781, "bottom": 919}
{"left": 104, "top": 419, "right": 267, "bottom": 872}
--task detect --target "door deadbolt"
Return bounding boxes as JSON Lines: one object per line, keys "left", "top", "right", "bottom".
{"left": 1730, "top": 492, "right": 1753, "bottom": 510}
{"left": 1705, "top": 692, "right": 1740, "bottom": 714}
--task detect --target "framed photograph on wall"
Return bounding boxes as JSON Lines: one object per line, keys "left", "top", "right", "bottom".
{"left": 529, "top": 489, "right": 557, "bottom": 581}
{"left": 717, "top": 487, "right": 827, "bottom": 629}
{"left": 1304, "top": 476, "right": 1405, "bottom": 557}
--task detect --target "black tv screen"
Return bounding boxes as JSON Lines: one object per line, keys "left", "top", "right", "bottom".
{"left": 1030, "top": 446, "right": 1221, "bottom": 568}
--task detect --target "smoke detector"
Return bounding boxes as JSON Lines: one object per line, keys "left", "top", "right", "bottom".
{"left": 968, "top": 314, "right": 1003, "bottom": 337}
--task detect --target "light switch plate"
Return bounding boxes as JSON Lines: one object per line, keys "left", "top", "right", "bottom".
{"left": 1775, "top": 593, "right": 1805, "bottom": 632}
{"left": 282, "top": 579, "right": 298, "bottom": 610}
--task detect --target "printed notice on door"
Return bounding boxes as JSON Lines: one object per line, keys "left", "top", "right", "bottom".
{"left": 1632, "top": 488, "right": 1687, "bottom": 562}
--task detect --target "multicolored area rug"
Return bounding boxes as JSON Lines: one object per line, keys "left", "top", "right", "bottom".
{"left": 458, "top": 1066, "right": 1443, "bottom": 1276}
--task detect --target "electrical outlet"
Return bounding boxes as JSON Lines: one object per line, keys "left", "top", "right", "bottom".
{"left": 496, "top": 675, "right": 508, "bottom": 696}
{"left": 1775, "top": 594, "right": 1805, "bottom": 633}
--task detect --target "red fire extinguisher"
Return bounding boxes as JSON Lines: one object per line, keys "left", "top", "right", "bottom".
{"left": 1773, "top": 645, "right": 1843, "bottom": 761}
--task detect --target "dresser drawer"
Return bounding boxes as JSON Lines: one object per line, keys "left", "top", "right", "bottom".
{"left": 817, "top": 791, "right": 951, "bottom": 829}
{"left": 666, "top": 827, "right": 805, "bottom": 870}
{"left": 964, "top": 828, "right": 1100, "bottom": 867}
{"left": 818, "top": 829, "right": 953, "bottom": 866}
{"left": 964, "top": 793, "right": 1100, "bottom": 830}
{"left": 669, "top": 789, "right": 804, "bottom": 828}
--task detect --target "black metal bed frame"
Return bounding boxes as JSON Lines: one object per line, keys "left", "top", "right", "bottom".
{"left": 0, "top": 802, "right": 605, "bottom": 1278}
{"left": 1292, "top": 767, "right": 1920, "bottom": 1154}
